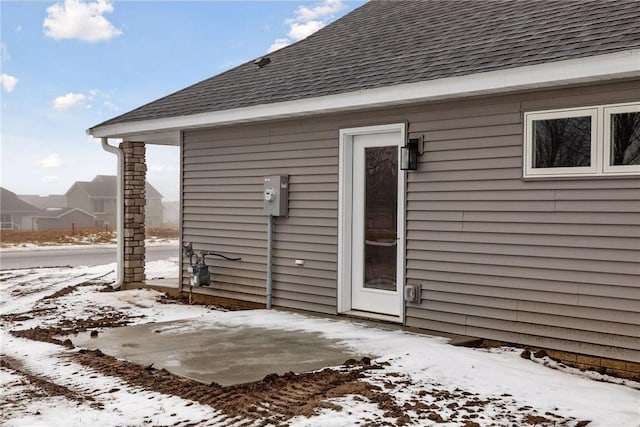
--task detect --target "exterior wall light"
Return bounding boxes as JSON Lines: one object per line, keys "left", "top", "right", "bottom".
{"left": 401, "top": 138, "right": 420, "bottom": 170}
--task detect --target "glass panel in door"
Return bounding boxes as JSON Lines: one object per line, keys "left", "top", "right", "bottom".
{"left": 363, "top": 146, "right": 398, "bottom": 291}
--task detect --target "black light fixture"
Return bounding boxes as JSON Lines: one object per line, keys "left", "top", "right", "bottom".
{"left": 401, "top": 138, "right": 420, "bottom": 170}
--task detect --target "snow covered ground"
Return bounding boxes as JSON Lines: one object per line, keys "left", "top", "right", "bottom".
{"left": 1, "top": 261, "right": 638, "bottom": 426}
{"left": 1, "top": 238, "right": 178, "bottom": 252}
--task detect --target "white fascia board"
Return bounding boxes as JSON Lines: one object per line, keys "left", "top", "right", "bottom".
{"left": 89, "top": 49, "right": 640, "bottom": 139}
{"left": 93, "top": 131, "right": 181, "bottom": 146}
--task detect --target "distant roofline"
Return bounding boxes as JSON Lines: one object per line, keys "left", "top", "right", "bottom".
{"left": 64, "top": 181, "right": 91, "bottom": 198}
{"left": 88, "top": 49, "right": 640, "bottom": 142}
{"left": 33, "top": 207, "right": 95, "bottom": 219}
{"left": 64, "top": 176, "right": 163, "bottom": 199}
{"left": 1, "top": 187, "right": 42, "bottom": 213}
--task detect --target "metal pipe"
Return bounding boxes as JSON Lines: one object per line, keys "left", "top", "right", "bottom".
{"left": 266, "top": 214, "right": 273, "bottom": 309}
{"left": 100, "top": 138, "right": 124, "bottom": 289}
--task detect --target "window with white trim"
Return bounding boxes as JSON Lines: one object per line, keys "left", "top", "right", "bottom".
{"left": 604, "top": 104, "right": 640, "bottom": 173}
{"left": 524, "top": 102, "right": 640, "bottom": 178}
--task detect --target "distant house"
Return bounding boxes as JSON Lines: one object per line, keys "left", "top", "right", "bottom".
{"left": 18, "top": 194, "right": 67, "bottom": 210}
{"left": 0, "top": 188, "right": 41, "bottom": 230}
{"left": 65, "top": 175, "right": 163, "bottom": 228}
{"left": 162, "top": 201, "right": 179, "bottom": 226}
{"left": 32, "top": 208, "right": 95, "bottom": 231}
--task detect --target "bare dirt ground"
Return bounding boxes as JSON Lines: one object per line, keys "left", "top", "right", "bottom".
{"left": 0, "top": 275, "right": 597, "bottom": 427}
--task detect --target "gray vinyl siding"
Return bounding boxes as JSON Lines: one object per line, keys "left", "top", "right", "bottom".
{"left": 404, "top": 80, "right": 640, "bottom": 362}
{"left": 181, "top": 79, "right": 640, "bottom": 361}
{"left": 182, "top": 128, "right": 339, "bottom": 313}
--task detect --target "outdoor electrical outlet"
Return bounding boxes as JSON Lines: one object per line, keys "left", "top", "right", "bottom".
{"left": 404, "top": 284, "right": 422, "bottom": 303}
{"left": 295, "top": 259, "right": 305, "bottom": 266}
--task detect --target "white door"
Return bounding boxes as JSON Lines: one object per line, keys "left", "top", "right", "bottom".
{"left": 350, "top": 132, "right": 403, "bottom": 317}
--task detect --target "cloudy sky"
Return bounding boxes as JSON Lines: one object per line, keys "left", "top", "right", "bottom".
{"left": 1, "top": 0, "right": 363, "bottom": 201}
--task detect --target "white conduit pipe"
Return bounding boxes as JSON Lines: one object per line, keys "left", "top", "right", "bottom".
{"left": 100, "top": 138, "right": 124, "bottom": 289}
{"left": 266, "top": 214, "right": 273, "bottom": 309}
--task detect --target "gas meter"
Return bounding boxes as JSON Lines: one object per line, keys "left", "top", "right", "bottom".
{"left": 182, "top": 242, "right": 241, "bottom": 287}
{"left": 263, "top": 175, "right": 289, "bottom": 216}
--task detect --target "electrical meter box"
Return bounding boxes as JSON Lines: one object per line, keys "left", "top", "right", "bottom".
{"left": 263, "top": 175, "right": 289, "bottom": 216}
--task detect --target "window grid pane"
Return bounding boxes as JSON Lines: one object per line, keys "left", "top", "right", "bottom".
{"left": 533, "top": 116, "right": 591, "bottom": 169}
{"left": 610, "top": 112, "right": 640, "bottom": 166}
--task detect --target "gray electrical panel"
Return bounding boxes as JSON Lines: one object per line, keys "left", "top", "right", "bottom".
{"left": 263, "top": 175, "right": 289, "bottom": 216}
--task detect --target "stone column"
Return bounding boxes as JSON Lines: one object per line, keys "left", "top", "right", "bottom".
{"left": 120, "top": 141, "right": 146, "bottom": 284}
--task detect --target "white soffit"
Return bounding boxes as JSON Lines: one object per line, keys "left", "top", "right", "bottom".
{"left": 135, "top": 131, "right": 181, "bottom": 146}
{"left": 89, "top": 49, "right": 640, "bottom": 139}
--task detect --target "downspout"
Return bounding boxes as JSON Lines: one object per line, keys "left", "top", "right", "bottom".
{"left": 100, "top": 138, "right": 124, "bottom": 289}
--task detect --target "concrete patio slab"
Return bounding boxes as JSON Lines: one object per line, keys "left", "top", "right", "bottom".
{"left": 71, "top": 317, "right": 364, "bottom": 386}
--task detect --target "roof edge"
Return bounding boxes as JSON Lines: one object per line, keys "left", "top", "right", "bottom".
{"left": 33, "top": 207, "right": 95, "bottom": 220}
{"left": 89, "top": 49, "right": 640, "bottom": 139}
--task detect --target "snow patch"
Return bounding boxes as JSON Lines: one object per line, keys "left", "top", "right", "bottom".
{"left": 1, "top": 263, "right": 638, "bottom": 426}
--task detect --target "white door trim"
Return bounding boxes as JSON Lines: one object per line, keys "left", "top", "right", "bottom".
{"left": 338, "top": 123, "right": 406, "bottom": 322}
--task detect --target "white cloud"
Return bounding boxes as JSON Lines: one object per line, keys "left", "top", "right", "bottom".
{"left": 51, "top": 89, "right": 115, "bottom": 112}
{"left": 36, "top": 153, "right": 64, "bottom": 169}
{"left": 292, "top": 0, "right": 344, "bottom": 22}
{"left": 1, "top": 42, "right": 10, "bottom": 62}
{"left": 88, "top": 88, "right": 111, "bottom": 99}
{"left": 43, "top": 0, "right": 122, "bottom": 42}
{"left": 1, "top": 74, "right": 18, "bottom": 93}
{"left": 267, "top": 38, "right": 291, "bottom": 53}
{"left": 268, "top": 0, "right": 344, "bottom": 52}
{"left": 288, "top": 21, "right": 325, "bottom": 42}
{"left": 103, "top": 100, "right": 119, "bottom": 111}
{"left": 42, "top": 175, "right": 62, "bottom": 184}
{"left": 53, "top": 92, "right": 86, "bottom": 110}
{"left": 148, "top": 164, "right": 176, "bottom": 173}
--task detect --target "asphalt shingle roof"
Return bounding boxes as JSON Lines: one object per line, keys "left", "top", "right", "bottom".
{"left": 73, "top": 176, "right": 163, "bottom": 199}
{"left": 1, "top": 188, "right": 42, "bottom": 213}
{"left": 92, "top": 0, "right": 640, "bottom": 129}
{"left": 18, "top": 195, "right": 67, "bottom": 210}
